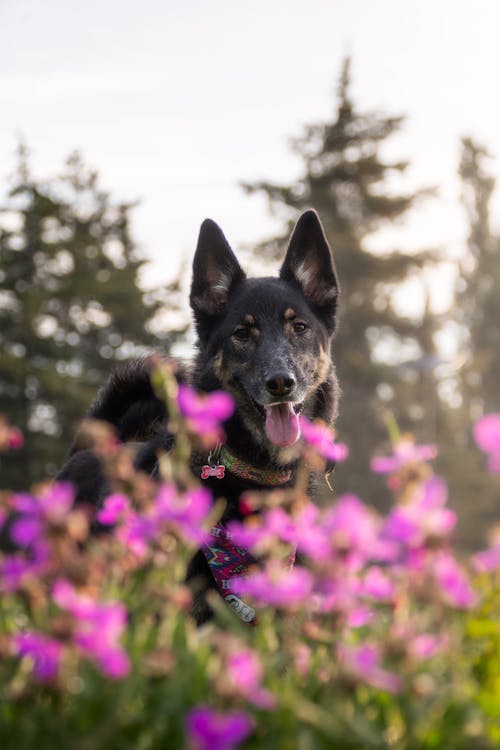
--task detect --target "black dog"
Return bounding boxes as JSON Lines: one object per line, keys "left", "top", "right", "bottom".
{"left": 59, "top": 209, "right": 340, "bottom": 623}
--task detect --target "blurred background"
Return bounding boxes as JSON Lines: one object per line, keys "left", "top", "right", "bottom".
{"left": 1, "top": 0, "right": 499, "bottom": 549}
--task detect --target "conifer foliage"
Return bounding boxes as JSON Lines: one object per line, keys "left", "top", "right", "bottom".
{"left": 0, "top": 146, "right": 173, "bottom": 488}
{"left": 243, "top": 60, "right": 438, "bottom": 505}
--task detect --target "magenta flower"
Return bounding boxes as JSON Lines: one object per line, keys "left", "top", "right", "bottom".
{"left": 10, "top": 516, "right": 43, "bottom": 547}
{"left": 96, "top": 493, "right": 131, "bottom": 525}
{"left": 177, "top": 385, "right": 234, "bottom": 441}
{"left": 322, "top": 494, "right": 382, "bottom": 569}
{"left": 14, "top": 631, "right": 62, "bottom": 681}
{"left": 0, "top": 418, "right": 23, "bottom": 451}
{"left": 1, "top": 543, "right": 49, "bottom": 592}
{"left": 383, "top": 477, "right": 455, "bottom": 547}
{"left": 117, "top": 513, "right": 158, "bottom": 557}
{"left": 361, "top": 566, "right": 395, "bottom": 601}
{"left": 154, "top": 484, "right": 212, "bottom": 544}
{"left": 52, "top": 579, "right": 130, "bottom": 679}
{"left": 371, "top": 436, "right": 436, "bottom": 473}
{"left": 299, "top": 416, "right": 348, "bottom": 462}
{"left": 226, "top": 648, "right": 276, "bottom": 709}
{"left": 340, "top": 643, "right": 402, "bottom": 694}
{"left": 10, "top": 483, "right": 74, "bottom": 546}
{"left": 231, "top": 562, "right": 313, "bottom": 608}
{"left": 474, "top": 414, "right": 500, "bottom": 472}
{"left": 433, "top": 552, "right": 476, "bottom": 609}
{"left": 472, "top": 543, "right": 500, "bottom": 573}
{"left": 410, "top": 633, "right": 448, "bottom": 660}
{"left": 186, "top": 706, "right": 253, "bottom": 750}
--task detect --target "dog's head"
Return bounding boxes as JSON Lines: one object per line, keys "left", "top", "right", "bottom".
{"left": 190, "top": 210, "right": 340, "bottom": 452}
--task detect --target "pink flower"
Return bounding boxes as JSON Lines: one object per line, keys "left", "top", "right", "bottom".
{"left": 177, "top": 385, "right": 234, "bottom": 442}
{"left": 474, "top": 414, "right": 500, "bottom": 472}
{"left": 7, "top": 427, "right": 23, "bottom": 449}
{"left": 371, "top": 436, "right": 436, "bottom": 473}
{"left": 383, "top": 477, "right": 456, "bottom": 547}
{"left": 433, "top": 552, "right": 476, "bottom": 609}
{"left": 1, "top": 556, "right": 34, "bottom": 592}
{"left": 231, "top": 562, "right": 313, "bottom": 608}
{"left": 14, "top": 631, "right": 62, "bottom": 681}
{"left": 226, "top": 648, "right": 276, "bottom": 709}
{"left": 340, "top": 643, "right": 402, "bottom": 694}
{"left": 186, "top": 706, "right": 253, "bottom": 750}
{"left": 52, "top": 580, "right": 130, "bottom": 679}
{"left": 472, "top": 543, "right": 500, "bottom": 573}
{"left": 96, "top": 494, "right": 131, "bottom": 525}
{"left": 10, "top": 483, "right": 74, "bottom": 545}
{"left": 154, "top": 484, "right": 212, "bottom": 544}
{"left": 361, "top": 566, "right": 395, "bottom": 601}
{"left": 299, "top": 416, "right": 348, "bottom": 462}
{"left": 322, "top": 494, "right": 381, "bottom": 568}
{"left": 410, "top": 633, "right": 448, "bottom": 659}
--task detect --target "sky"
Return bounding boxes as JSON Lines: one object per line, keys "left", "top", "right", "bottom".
{"left": 1, "top": 0, "right": 499, "bottom": 312}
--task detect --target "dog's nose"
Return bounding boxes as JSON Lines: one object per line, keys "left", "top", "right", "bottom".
{"left": 265, "top": 373, "right": 296, "bottom": 398}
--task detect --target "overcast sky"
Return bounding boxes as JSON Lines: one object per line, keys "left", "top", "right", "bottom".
{"left": 1, "top": 0, "right": 499, "bottom": 305}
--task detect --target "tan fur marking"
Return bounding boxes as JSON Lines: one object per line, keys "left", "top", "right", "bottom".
{"left": 212, "top": 350, "right": 232, "bottom": 386}
{"left": 244, "top": 314, "right": 255, "bottom": 325}
{"left": 283, "top": 307, "right": 296, "bottom": 320}
{"left": 316, "top": 347, "right": 331, "bottom": 383}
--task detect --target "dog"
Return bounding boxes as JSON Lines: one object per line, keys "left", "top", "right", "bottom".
{"left": 58, "top": 209, "right": 340, "bottom": 623}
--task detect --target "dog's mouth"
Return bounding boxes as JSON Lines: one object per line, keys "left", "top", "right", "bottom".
{"left": 252, "top": 399, "right": 304, "bottom": 447}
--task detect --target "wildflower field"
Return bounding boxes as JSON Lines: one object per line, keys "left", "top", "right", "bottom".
{"left": 1, "top": 363, "right": 500, "bottom": 749}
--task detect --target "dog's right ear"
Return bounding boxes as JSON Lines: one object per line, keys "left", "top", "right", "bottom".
{"left": 190, "top": 219, "right": 246, "bottom": 322}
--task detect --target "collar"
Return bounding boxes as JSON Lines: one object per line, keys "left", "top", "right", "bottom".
{"left": 217, "top": 444, "right": 293, "bottom": 486}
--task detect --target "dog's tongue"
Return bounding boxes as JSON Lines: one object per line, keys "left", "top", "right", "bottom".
{"left": 265, "top": 403, "right": 301, "bottom": 447}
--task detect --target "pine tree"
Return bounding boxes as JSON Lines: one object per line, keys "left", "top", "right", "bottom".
{"left": 0, "top": 145, "right": 184, "bottom": 488}
{"left": 242, "top": 59, "right": 439, "bottom": 507}
{"left": 438, "top": 137, "right": 500, "bottom": 549}
{"left": 457, "top": 138, "right": 500, "bottom": 416}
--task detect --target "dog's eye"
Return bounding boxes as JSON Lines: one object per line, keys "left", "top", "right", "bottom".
{"left": 233, "top": 326, "right": 250, "bottom": 341}
{"left": 293, "top": 321, "right": 308, "bottom": 334}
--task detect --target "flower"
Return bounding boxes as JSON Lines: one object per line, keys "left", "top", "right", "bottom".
{"left": 433, "top": 552, "right": 476, "bottom": 609}
{"left": 154, "top": 484, "right": 212, "bottom": 544}
{"left": 186, "top": 706, "right": 253, "bottom": 750}
{"left": 14, "top": 631, "right": 62, "bottom": 682}
{"left": 340, "top": 643, "right": 402, "bottom": 694}
{"left": 322, "top": 494, "right": 382, "bottom": 569}
{"left": 177, "top": 385, "right": 234, "bottom": 442}
{"left": 361, "top": 566, "right": 395, "bottom": 601}
{"left": 299, "top": 416, "right": 348, "bottom": 462}
{"left": 231, "top": 562, "right": 313, "bottom": 608}
{"left": 474, "top": 414, "right": 500, "bottom": 472}
{"left": 410, "top": 633, "right": 448, "bottom": 660}
{"left": 52, "top": 579, "right": 130, "bottom": 679}
{"left": 226, "top": 648, "right": 276, "bottom": 709}
{"left": 371, "top": 436, "right": 436, "bottom": 473}
{"left": 10, "top": 483, "right": 75, "bottom": 544}
{"left": 472, "top": 544, "right": 500, "bottom": 573}
{"left": 383, "top": 477, "right": 456, "bottom": 547}
{"left": 0, "top": 417, "right": 23, "bottom": 451}
{"left": 96, "top": 493, "right": 131, "bottom": 525}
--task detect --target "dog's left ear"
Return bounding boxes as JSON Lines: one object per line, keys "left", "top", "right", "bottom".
{"left": 190, "top": 219, "right": 246, "bottom": 322}
{"left": 280, "top": 210, "right": 339, "bottom": 333}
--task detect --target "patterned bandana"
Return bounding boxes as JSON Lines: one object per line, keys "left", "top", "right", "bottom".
{"left": 202, "top": 523, "right": 258, "bottom": 623}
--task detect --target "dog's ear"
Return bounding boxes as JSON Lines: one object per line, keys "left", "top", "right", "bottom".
{"left": 190, "top": 219, "right": 246, "bottom": 320}
{"left": 279, "top": 210, "right": 339, "bottom": 333}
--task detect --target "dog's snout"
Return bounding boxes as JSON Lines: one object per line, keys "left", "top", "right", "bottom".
{"left": 265, "top": 373, "right": 296, "bottom": 398}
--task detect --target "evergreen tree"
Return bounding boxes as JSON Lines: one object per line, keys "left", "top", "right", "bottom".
{"left": 243, "top": 59, "right": 439, "bottom": 507}
{"left": 457, "top": 137, "right": 500, "bottom": 416}
{"left": 439, "top": 137, "right": 500, "bottom": 549}
{"left": 0, "top": 145, "right": 183, "bottom": 488}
